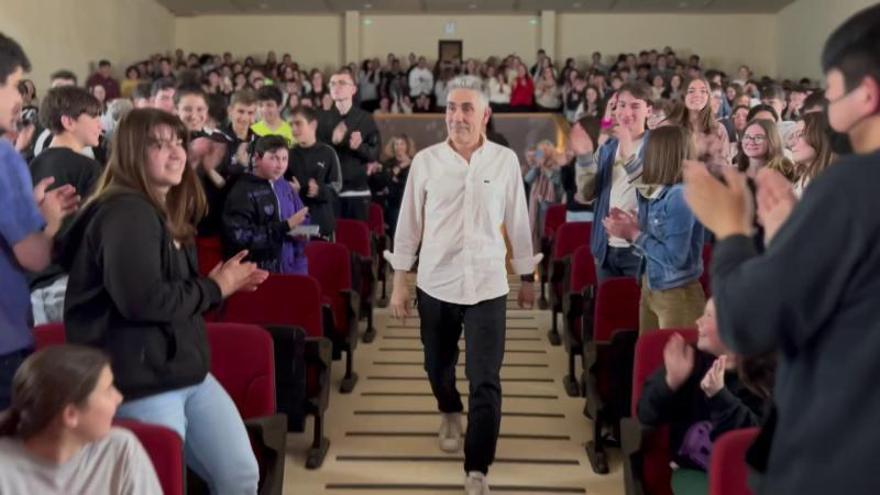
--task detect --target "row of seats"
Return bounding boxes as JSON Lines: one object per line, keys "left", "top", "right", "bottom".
{"left": 537, "top": 204, "right": 753, "bottom": 494}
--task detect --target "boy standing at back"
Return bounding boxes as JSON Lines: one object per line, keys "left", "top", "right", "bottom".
{"left": 317, "top": 70, "right": 380, "bottom": 222}
{"left": 28, "top": 86, "right": 103, "bottom": 324}
{"left": 287, "top": 105, "right": 341, "bottom": 239}
{"left": 252, "top": 85, "right": 294, "bottom": 147}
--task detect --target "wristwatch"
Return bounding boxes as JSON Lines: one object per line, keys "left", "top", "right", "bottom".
{"left": 520, "top": 274, "right": 535, "bottom": 283}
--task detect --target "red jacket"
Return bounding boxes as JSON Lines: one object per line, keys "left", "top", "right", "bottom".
{"left": 510, "top": 76, "right": 534, "bottom": 108}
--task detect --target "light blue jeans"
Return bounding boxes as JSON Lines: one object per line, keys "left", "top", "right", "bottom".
{"left": 116, "top": 374, "right": 259, "bottom": 495}
{"left": 566, "top": 210, "right": 595, "bottom": 223}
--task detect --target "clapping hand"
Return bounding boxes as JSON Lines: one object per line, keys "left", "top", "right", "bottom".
{"left": 349, "top": 130, "right": 363, "bottom": 150}
{"left": 683, "top": 160, "right": 753, "bottom": 239}
{"left": 208, "top": 250, "right": 269, "bottom": 297}
{"left": 664, "top": 333, "right": 695, "bottom": 391}
{"left": 33, "top": 177, "right": 80, "bottom": 237}
{"left": 602, "top": 207, "right": 640, "bottom": 242}
{"left": 332, "top": 121, "right": 347, "bottom": 145}
{"left": 755, "top": 168, "right": 797, "bottom": 245}
{"left": 700, "top": 355, "right": 727, "bottom": 398}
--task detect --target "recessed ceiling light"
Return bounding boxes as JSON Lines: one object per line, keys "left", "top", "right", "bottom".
{"left": 572, "top": 1, "right": 582, "bottom": 7}
{"left": 259, "top": 2, "right": 268, "bottom": 8}
{"left": 363, "top": 3, "right": 372, "bottom": 8}
{"left": 468, "top": 3, "right": 477, "bottom": 9}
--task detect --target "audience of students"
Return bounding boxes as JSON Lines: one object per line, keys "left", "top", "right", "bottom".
{"left": 2, "top": 4, "right": 877, "bottom": 492}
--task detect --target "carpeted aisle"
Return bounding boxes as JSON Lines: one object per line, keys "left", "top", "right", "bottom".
{"left": 282, "top": 274, "right": 626, "bottom": 495}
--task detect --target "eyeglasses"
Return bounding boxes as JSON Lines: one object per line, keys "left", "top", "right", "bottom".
{"left": 742, "top": 134, "right": 767, "bottom": 143}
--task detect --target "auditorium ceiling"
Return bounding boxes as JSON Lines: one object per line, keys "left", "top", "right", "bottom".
{"left": 162, "top": 0, "right": 797, "bottom": 16}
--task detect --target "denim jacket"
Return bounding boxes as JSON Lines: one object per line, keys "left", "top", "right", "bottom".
{"left": 632, "top": 184, "right": 704, "bottom": 291}
{"left": 576, "top": 132, "right": 650, "bottom": 268}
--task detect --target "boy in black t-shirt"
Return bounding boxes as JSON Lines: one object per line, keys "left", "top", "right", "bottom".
{"left": 287, "top": 105, "right": 341, "bottom": 239}
{"left": 220, "top": 89, "right": 258, "bottom": 171}
{"left": 28, "top": 86, "right": 103, "bottom": 324}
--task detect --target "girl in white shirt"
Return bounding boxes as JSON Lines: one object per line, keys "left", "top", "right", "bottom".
{"left": 486, "top": 66, "right": 511, "bottom": 111}
{"left": 535, "top": 67, "right": 562, "bottom": 111}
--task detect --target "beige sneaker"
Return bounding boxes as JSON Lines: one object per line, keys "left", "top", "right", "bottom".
{"left": 438, "top": 412, "right": 463, "bottom": 453}
{"left": 465, "top": 471, "right": 490, "bottom": 495}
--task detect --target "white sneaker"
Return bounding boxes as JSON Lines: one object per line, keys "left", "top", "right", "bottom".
{"left": 439, "top": 412, "right": 463, "bottom": 453}
{"left": 464, "top": 471, "right": 490, "bottom": 495}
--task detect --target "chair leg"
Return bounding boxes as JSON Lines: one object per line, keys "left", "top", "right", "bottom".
{"left": 378, "top": 276, "right": 388, "bottom": 308}
{"left": 547, "top": 310, "right": 562, "bottom": 346}
{"left": 538, "top": 280, "right": 549, "bottom": 310}
{"left": 586, "top": 412, "right": 610, "bottom": 474}
{"left": 339, "top": 348, "right": 359, "bottom": 394}
{"left": 362, "top": 305, "right": 377, "bottom": 343}
{"left": 562, "top": 350, "right": 580, "bottom": 397}
{"left": 305, "top": 411, "right": 330, "bottom": 470}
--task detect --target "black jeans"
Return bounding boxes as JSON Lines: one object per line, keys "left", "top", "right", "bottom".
{"left": 339, "top": 196, "right": 370, "bottom": 222}
{"left": 0, "top": 348, "right": 30, "bottom": 410}
{"left": 417, "top": 289, "right": 506, "bottom": 474}
{"left": 596, "top": 245, "right": 641, "bottom": 283}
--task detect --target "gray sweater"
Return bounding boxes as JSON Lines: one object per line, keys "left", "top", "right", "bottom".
{"left": 0, "top": 428, "right": 161, "bottom": 494}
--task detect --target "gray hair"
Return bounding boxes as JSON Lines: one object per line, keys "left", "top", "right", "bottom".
{"left": 446, "top": 76, "right": 489, "bottom": 109}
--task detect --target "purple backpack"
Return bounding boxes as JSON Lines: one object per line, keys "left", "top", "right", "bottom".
{"left": 677, "top": 420, "right": 713, "bottom": 470}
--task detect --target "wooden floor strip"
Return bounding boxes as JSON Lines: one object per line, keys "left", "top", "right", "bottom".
{"left": 334, "top": 455, "right": 580, "bottom": 466}
{"left": 325, "top": 483, "right": 585, "bottom": 493}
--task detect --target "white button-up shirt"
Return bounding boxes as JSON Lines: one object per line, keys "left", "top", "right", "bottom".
{"left": 385, "top": 138, "right": 541, "bottom": 305}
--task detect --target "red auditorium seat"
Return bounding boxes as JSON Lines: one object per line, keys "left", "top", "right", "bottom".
{"left": 32, "top": 322, "right": 65, "bottom": 349}
{"left": 335, "top": 219, "right": 379, "bottom": 343}
{"left": 368, "top": 202, "right": 390, "bottom": 305}
{"left": 538, "top": 203, "right": 567, "bottom": 310}
{"left": 221, "top": 274, "right": 332, "bottom": 469}
{"left": 115, "top": 419, "right": 184, "bottom": 495}
{"left": 305, "top": 241, "right": 361, "bottom": 394}
{"left": 547, "top": 221, "right": 592, "bottom": 346}
{"left": 700, "top": 243, "right": 713, "bottom": 297}
{"left": 204, "top": 323, "right": 286, "bottom": 494}
{"left": 195, "top": 236, "right": 224, "bottom": 277}
{"left": 709, "top": 427, "right": 760, "bottom": 495}
{"left": 621, "top": 328, "right": 699, "bottom": 495}
{"left": 560, "top": 244, "right": 597, "bottom": 397}
{"left": 583, "top": 276, "right": 640, "bottom": 474}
